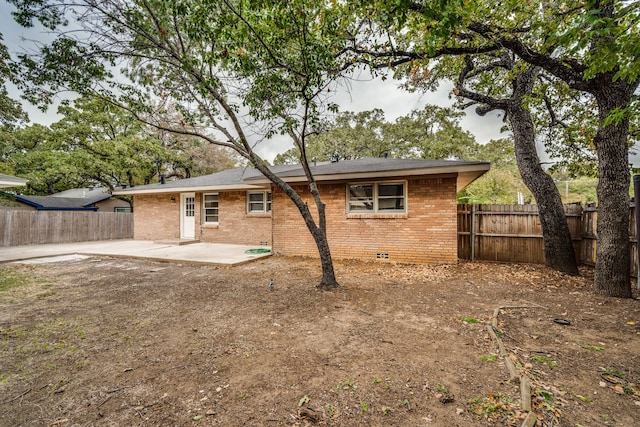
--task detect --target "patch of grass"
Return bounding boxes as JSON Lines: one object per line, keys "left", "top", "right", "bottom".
{"left": 573, "top": 393, "right": 592, "bottom": 403}
{"left": 1, "top": 316, "right": 89, "bottom": 383}
{"left": 435, "top": 384, "right": 449, "bottom": 393}
{"left": 0, "top": 268, "right": 31, "bottom": 292}
{"left": 462, "top": 317, "right": 480, "bottom": 324}
{"left": 373, "top": 377, "right": 393, "bottom": 390}
{"left": 530, "top": 354, "right": 558, "bottom": 368}
{"left": 335, "top": 378, "right": 357, "bottom": 391}
{"left": 479, "top": 354, "right": 498, "bottom": 362}
{"left": 577, "top": 342, "right": 604, "bottom": 351}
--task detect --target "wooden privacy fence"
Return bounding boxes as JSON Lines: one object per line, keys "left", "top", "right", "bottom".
{"left": 458, "top": 203, "right": 639, "bottom": 276}
{"left": 0, "top": 211, "right": 133, "bottom": 247}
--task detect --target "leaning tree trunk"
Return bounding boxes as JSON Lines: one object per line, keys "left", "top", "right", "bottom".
{"left": 591, "top": 81, "right": 634, "bottom": 298}
{"left": 508, "top": 68, "right": 579, "bottom": 275}
{"left": 266, "top": 172, "right": 340, "bottom": 290}
{"left": 291, "top": 198, "right": 339, "bottom": 290}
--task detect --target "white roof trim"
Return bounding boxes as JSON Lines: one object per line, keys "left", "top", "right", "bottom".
{"left": 0, "top": 179, "right": 28, "bottom": 188}
{"left": 113, "top": 183, "right": 267, "bottom": 195}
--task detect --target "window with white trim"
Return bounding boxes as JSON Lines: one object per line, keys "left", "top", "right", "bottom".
{"left": 347, "top": 182, "right": 406, "bottom": 213}
{"left": 247, "top": 191, "right": 272, "bottom": 213}
{"left": 203, "top": 193, "right": 219, "bottom": 224}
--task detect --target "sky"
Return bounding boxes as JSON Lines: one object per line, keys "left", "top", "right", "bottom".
{"left": 1, "top": 2, "right": 507, "bottom": 163}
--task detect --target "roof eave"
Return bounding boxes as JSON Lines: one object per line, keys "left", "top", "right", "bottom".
{"left": 112, "top": 183, "right": 268, "bottom": 196}
{"left": 246, "top": 163, "right": 491, "bottom": 185}
{"left": 37, "top": 207, "right": 99, "bottom": 211}
{"left": 0, "top": 180, "right": 28, "bottom": 188}
{"left": 81, "top": 197, "right": 113, "bottom": 207}
{"left": 14, "top": 197, "right": 44, "bottom": 209}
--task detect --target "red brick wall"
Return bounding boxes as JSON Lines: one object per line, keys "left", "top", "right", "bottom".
{"left": 132, "top": 191, "right": 272, "bottom": 245}
{"left": 133, "top": 193, "right": 180, "bottom": 240}
{"left": 198, "top": 191, "right": 272, "bottom": 245}
{"left": 272, "top": 175, "right": 459, "bottom": 264}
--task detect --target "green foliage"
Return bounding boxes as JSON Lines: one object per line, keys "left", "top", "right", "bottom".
{"left": 576, "top": 342, "right": 604, "bottom": 351}
{"left": 459, "top": 168, "right": 531, "bottom": 204}
{"left": 274, "top": 105, "right": 481, "bottom": 164}
{"left": 530, "top": 354, "right": 558, "bottom": 368}
{"left": 4, "top": 95, "right": 238, "bottom": 194}
{"left": 0, "top": 268, "right": 30, "bottom": 292}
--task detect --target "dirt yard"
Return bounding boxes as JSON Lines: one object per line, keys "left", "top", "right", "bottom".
{"left": 1, "top": 255, "right": 639, "bottom": 426}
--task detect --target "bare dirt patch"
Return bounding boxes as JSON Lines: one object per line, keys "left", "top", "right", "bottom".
{"left": 1, "top": 256, "right": 639, "bottom": 426}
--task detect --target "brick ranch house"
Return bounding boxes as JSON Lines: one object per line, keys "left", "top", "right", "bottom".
{"left": 113, "top": 158, "right": 489, "bottom": 264}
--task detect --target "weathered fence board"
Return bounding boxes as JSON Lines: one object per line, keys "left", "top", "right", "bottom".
{"left": 458, "top": 203, "right": 638, "bottom": 277}
{"left": 0, "top": 211, "right": 133, "bottom": 247}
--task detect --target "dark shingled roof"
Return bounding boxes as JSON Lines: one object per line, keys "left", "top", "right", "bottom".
{"left": 12, "top": 187, "right": 113, "bottom": 211}
{"left": 113, "top": 164, "right": 301, "bottom": 194}
{"left": 113, "top": 158, "right": 490, "bottom": 195}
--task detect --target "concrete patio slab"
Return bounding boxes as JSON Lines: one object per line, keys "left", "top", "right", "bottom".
{"left": 0, "top": 240, "right": 272, "bottom": 266}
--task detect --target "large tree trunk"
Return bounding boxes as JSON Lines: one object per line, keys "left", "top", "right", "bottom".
{"left": 509, "top": 68, "right": 579, "bottom": 275}
{"left": 592, "top": 81, "right": 634, "bottom": 297}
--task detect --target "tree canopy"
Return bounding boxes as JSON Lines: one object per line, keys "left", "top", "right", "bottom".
{"left": 274, "top": 105, "right": 477, "bottom": 164}
{"left": 8, "top": 0, "right": 362, "bottom": 288}
{"left": 4, "top": 96, "right": 238, "bottom": 194}
{"left": 344, "top": 0, "right": 638, "bottom": 293}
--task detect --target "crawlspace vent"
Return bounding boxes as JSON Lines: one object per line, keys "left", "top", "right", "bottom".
{"left": 376, "top": 253, "right": 390, "bottom": 259}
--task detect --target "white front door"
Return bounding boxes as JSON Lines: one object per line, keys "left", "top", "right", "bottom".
{"left": 180, "top": 193, "right": 196, "bottom": 239}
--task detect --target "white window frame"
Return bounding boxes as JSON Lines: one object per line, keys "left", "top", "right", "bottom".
{"left": 202, "top": 193, "right": 219, "bottom": 224}
{"left": 247, "top": 191, "right": 272, "bottom": 214}
{"left": 114, "top": 206, "right": 132, "bottom": 213}
{"left": 347, "top": 181, "right": 406, "bottom": 213}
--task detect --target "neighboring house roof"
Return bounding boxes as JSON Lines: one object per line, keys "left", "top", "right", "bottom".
{"left": 6, "top": 187, "right": 114, "bottom": 211}
{"left": 0, "top": 174, "right": 28, "bottom": 189}
{"left": 113, "top": 158, "right": 490, "bottom": 196}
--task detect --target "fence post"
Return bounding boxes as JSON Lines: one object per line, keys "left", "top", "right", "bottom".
{"left": 634, "top": 175, "right": 640, "bottom": 288}
{"left": 470, "top": 204, "right": 476, "bottom": 262}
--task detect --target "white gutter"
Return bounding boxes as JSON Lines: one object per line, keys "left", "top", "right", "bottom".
{"left": 0, "top": 179, "right": 28, "bottom": 188}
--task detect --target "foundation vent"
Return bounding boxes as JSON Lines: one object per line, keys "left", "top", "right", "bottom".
{"left": 376, "top": 253, "right": 390, "bottom": 260}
